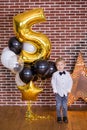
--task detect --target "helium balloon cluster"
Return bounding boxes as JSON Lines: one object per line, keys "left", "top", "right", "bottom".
{"left": 1, "top": 8, "right": 56, "bottom": 101}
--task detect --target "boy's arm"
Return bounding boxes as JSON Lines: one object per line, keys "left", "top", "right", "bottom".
{"left": 67, "top": 73, "right": 73, "bottom": 93}
{"left": 51, "top": 74, "right": 57, "bottom": 94}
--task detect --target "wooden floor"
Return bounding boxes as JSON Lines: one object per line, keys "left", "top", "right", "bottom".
{"left": 0, "top": 106, "right": 87, "bottom": 130}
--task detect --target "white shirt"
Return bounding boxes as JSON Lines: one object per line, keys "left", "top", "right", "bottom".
{"left": 51, "top": 70, "right": 73, "bottom": 97}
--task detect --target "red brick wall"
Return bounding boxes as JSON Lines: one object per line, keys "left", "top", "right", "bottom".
{"left": 0, "top": 0, "right": 87, "bottom": 108}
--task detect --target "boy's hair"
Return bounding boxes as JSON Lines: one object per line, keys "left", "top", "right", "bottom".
{"left": 56, "top": 57, "right": 65, "bottom": 64}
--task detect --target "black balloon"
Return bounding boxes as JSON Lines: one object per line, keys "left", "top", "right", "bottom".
{"left": 19, "top": 66, "right": 33, "bottom": 83}
{"left": 34, "top": 60, "right": 49, "bottom": 76}
{"left": 44, "top": 61, "right": 57, "bottom": 78}
{"left": 8, "top": 37, "right": 23, "bottom": 54}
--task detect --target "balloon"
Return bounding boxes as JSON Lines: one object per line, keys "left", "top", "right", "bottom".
{"left": 7, "top": 55, "right": 24, "bottom": 73}
{"left": 15, "top": 73, "right": 26, "bottom": 86}
{"left": 1, "top": 47, "right": 16, "bottom": 69}
{"left": 34, "top": 60, "right": 49, "bottom": 76}
{"left": 14, "top": 56, "right": 24, "bottom": 73}
{"left": 19, "top": 66, "right": 33, "bottom": 83}
{"left": 8, "top": 37, "right": 23, "bottom": 55}
{"left": 30, "top": 65, "right": 38, "bottom": 81}
{"left": 13, "top": 63, "right": 23, "bottom": 73}
{"left": 45, "top": 61, "right": 57, "bottom": 78}
{"left": 13, "top": 8, "right": 51, "bottom": 63}
{"left": 8, "top": 54, "right": 17, "bottom": 69}
{"left": 18, "top": 81, "right": 43, "bottom": 101}
{"left": 38, "top": 61, "right": 57, "bottom": 80}
{"left": 23, "top": 42, "right": 36, "bottom": 53}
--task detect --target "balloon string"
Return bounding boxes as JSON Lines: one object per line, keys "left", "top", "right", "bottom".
{"left": 40, "top": 79, "right": 47, "bottom": 88}
{"left": 27, "top": 101, "right": 32, "bottom": 112}
{"left": 25, "top": 100, "right": 51, "bottom": 121}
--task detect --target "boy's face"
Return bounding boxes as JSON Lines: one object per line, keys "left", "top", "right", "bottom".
{"left": 56, "top": 61, "right": 65, "bottom": 72}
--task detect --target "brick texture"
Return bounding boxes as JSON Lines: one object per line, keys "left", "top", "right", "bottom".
{"left": 0, "top": 0, "right": 87, "bottom": 108}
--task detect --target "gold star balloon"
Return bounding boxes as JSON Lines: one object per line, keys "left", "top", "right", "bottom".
{"left": 68, "top": 52, "right": 87, "bottom": 105}
{"left": 18, "top": 81, "right": 43, "bottom": 101}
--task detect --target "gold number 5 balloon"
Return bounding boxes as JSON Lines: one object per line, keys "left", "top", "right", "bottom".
{"left": 13, "top": 8, "right": 51, "bottom": 63}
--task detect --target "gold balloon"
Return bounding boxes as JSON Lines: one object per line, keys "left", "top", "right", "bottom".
{"left": 13, "top": 8, "right": 51, "bottom": 63}
{"left": 18, "top": 81, "right": 43, "bottom": 101}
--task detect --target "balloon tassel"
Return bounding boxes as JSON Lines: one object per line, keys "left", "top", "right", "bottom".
{"left": 25, "top": 101, "right": 34, "bottom": 120}
{"left": 25, "top": 101, "right": 50, "bottom": 121}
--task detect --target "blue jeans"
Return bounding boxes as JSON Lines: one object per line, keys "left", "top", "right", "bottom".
{"left": 55, "top": 94, "right": 68, "bottom": 117}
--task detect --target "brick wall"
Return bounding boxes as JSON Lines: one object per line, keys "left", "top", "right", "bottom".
{"left": 0, "top": 0, "right": 87, "bottom": 108}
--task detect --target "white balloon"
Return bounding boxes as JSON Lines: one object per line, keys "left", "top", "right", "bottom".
{"left": 1, "top": 47, "right": 16, "bottom": 68}
{"left": 23, "top": 42, "right": 36, "bottom": 53}
{"left": 8, "top": 55, "right": 18, "bottom": 70}
{"left": 15, "top": 73, "right": 26, "bottom": 86}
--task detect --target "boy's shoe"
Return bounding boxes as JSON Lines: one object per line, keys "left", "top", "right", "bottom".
{"left": 57, "top": 117, "right": 62, "bottom": 123}
{"left": 63, "top": 117, "right": 68, "bottom": 123}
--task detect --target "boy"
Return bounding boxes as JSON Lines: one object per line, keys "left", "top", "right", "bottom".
{"left": 51, "top": 57, "right": 73, "bottom": 123}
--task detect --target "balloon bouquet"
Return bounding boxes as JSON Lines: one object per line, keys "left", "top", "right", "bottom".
{"left": 1, "top": 8, "right": 57, "bottom": 120}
